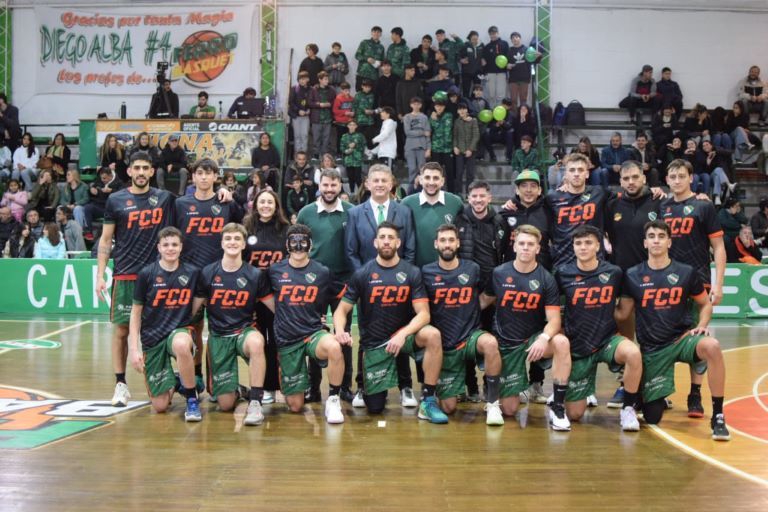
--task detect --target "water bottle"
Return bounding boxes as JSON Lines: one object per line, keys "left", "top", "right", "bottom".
{"left": 218, "top": 101, "right": 224, "bottom": 119}
{"left": 264, "top": 95, "right": 273, "bottom": 117}
{"left": 120, "top": 102, "right": 127, "bottom": 119}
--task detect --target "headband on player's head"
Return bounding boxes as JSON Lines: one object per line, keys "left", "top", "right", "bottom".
{"left": 286, "top": 233, "right": 311, "bottom": 254}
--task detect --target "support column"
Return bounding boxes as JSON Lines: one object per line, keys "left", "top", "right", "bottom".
{"left": 535, "top": 0, "right": 552, "bottom": 106}
{"left": 0, "top": 2, "right": 11, "bottom": 98}
{"left": 260, "top": 0, "right": 277, "bottom": 98}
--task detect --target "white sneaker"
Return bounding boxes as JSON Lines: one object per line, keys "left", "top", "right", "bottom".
{"left": 528, "top": 382, "right": 548, "bottom": 404}
{"left": 518, "top": 388, "right": 529, "bottom": 404}
{"left": 352, "top": 390, "right": 366, "bottom": 408}
{"left": 485, "top": 401, "right": 505, "bottom": 426}
{"left": 714, "top": 195, "right": 722, "bottom": 206}
{"left": 548, "top": 404, "right": 571, "bottom": 431}
{"left": 111, "top": 382, "right": 131, "bottom": 407}
{"left": 620, "top": 406, "right": 640, "bottom": 432}
{"left": 325, "top": 395, "right": 345, "bottom": 424}
{"left": 586, "top": 394, "right": 599, "bottom": 407}
{"left": 244, "top": 400, "right": 264, "bottom": 426}
{"left": 400, "top": 387, "right": 418, "bottom": 408}
{"left": 262, "top": 391, "right": 275, "bottom": 405}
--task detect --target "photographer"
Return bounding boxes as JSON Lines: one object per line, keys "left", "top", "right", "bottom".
{"left": 148, "top": 76, "right": 179, "bottom": 119}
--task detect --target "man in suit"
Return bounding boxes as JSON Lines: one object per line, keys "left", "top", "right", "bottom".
{"left": 345, "top": 163, "right": 418, "bottom": 407}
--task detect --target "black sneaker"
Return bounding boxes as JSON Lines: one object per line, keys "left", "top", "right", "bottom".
{"left": 339, "top": 387, "right": 355, "bottom": 403}
{"left": 711, "top": 414, "right": 731, "bottom": 441}
{"left": 687, "top": 393, "right": 704, "bottom": 418}
{"left": 237, "top": 384, "right": 250, "bottom": 402}
{"left": 304, "top": 388, "right": 322, "bottom": 403}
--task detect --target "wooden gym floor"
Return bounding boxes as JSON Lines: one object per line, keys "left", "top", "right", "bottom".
{"left": 1, "top": 315, "right": 767, "bottom": 511}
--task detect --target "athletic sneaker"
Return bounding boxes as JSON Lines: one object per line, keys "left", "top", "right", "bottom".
{"left": 262, "top": 391, "right": 275, "bottom": 405}
{"left": 528, "top": 382, "right": 549, "bottom": 404}
{"left": 465, "top": 393, "right": 483, "bottom": 403}
{"left": 518, "top": 389, "right": 529, "bottom": 404}
{"left": 339, "top": 387, "right": 355, "bottom": 403}
{"left": 237, "top": 384, "right": 250, "bottom": 401}
{"left": 184, "top": 398, "right": 202, "bottom": 422}
{"left": 244, "top": 400, "right": 265, "bottom": 426}
{"left": 548, "top": 403, "right": 571, "bottom": 431}
{"left": 687, "top": 393, "right": 704, "bottom": 418}
{"left": 664, "top": 398, "right": 674, "bottom": 409}
{"left": 195, "top": 375, "right": 206, "bottom": 395}
{"left": 417, "top": 396, "right": 449, "bottom": 424}
{"left": 325, "top": 395, "right": 345, "bottom": 424}
{"left": 586, "top": 394, "right": 599, "bottom": 407}
{"left": 352, "top": 390, "right": 366, "bottom": 408}
{"left": 485, "top": 401, "right": 504, "bottom": 426}
{"left": 111, "top": 382, "right": 131, "bottom": 407}
{"left": 304, "top": 388, "right": 322, "bottom": 403}
{"left": 607, "top": 386, "right": 624, "bottom": 408}
{"left": 400, "top": 387, "right": 418, "bottom": 408}
{"left": 620, "top": 406, "right": 640, "bottom": 432}
{"left": 711, "top": 414, "right": 731, "bottom": 441}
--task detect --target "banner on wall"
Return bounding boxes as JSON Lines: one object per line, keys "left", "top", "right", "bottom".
{"left": 35, "top": 6, "right": 255, "bottom": 94}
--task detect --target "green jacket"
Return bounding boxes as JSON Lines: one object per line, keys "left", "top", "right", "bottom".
{"left": 511, "top": 148, "right": 540, "bottom": 173}
{"left": 439, "top": 36, "right": 464, "bottom": 74}
{"left": 355, "top": 38, "right": 385, "bottom": 80}
{"left": 59, "top": 182, "right": 90, "bottom": 207}
{"left": 386, "top": 40, "right": 410, "bottom": 78}
{"left": 352, "top": 92, "right": 375, "bottom": 126}
{"left": 340, "top": 132, "right": 367, "bottom": 168}
{"left": 430, "top": 113, "right": 453, "bottom": 153}
{"left": 452, "top": 117, "right": 480, "bottom": 152}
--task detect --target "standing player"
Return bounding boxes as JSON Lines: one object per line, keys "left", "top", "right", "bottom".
{"left": 268, "top": 224, "right": 346, "bottom": 424}
{"left": 175, "top": 158, "right": 242, "bottom": 394}
{"left": 128, "top": 227, "right": 201, "bottom": 421}
{"left": 556, "top": 225, "right": 642, "bottom": 431}
{"left": 422, "top": 224, "right": 504, "bottom": 425}
{"left": 661, "top": 159, "right": 726, "bottom": 419}
{"left": 616, "top": 221, "right": 730, "bottom": 440}
{"left": 480, "top": 225, "right": 572, "bottom": 430}
{"left": 192, "top": 223, "right": 274, "bottom": 426}
{"left": 333, "top": 222, "right": 448, "bottom": 424}
{"left": 96, "top": 151, "right": 175, "bottom": 407}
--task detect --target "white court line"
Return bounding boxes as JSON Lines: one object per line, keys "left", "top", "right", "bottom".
{"left": 0, "top": 320, "right": 92, "bottom": 357}
{"left": 752, "top": 372, "right": 768, "bottom": 414}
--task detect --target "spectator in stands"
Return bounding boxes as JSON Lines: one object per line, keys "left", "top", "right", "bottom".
{"left": 284, "top": 151, "right": 316, "bottom": 197}
{"left": 332, "top": 81, "right": 355, "bottom": 153}
{"left": 445, "top": 86, "right": 465, "bottom": 119}
{"left": 425, "top": 65, "right": 454, "bottom": 111}
{"left": 55, "top": 205, "right": 85, "bottom": 253}
{"left": 601, "top": 132, "right": 632, "bottom": 185}
{"left": 189, "top": 91, "right": 216, "bottom": 119}
{"left": 481, "top": 26, "right": 509, "bottom": 108}
{"left": 513, "top": 103, "right": 537, "bottom": 148}
{"left": 352, "top": 79, "right": 376, "bottom": 146}
{"left": 25, "top": 209, "right": 43, "bottom": 240}
{"left": 387, "top": 27, "right": 410, "bottom": 79}
{"left": 396, "top": 64, "right": 423, "bottom": 120}
{"left": 681, "top": 103, "right": 711, "bottom": 143}
{"left": 428, "top": 99, "right": 455, "bottom": 191}
{"left": 157, "top": 134, "right": 189, "bottom": 196}
{"left": 651, "top": 104, "right": 680, "bottom": 150}
{"left": 13, "top": 133, "right": 40, "bottom": 191}
{"left": 289, "top": 72, "right": 312, "bottom": 155}
{"left": 0, "top": 205, "right": 19, "bottom": 251}
{"left": 510, "top": 135, "right": 539, "bottom": 187}
{"left": 661, "top": 135, "right": 685, "bottom": 177}
{"left": 27, "top": 169, "right": 58, "bottom": 222}
{"left": 436, "top": 30, "right": 463, "bottom": 81}
{"left": 629, "top": 132, "right": 659, "bottom": 187}
{"left": 0, "top": 93, "right": 21, "bottom": 151}
{"left": 340, "top": 119, "right": 365, "bottom": 194}
{"left": 148, "top": 79, "right": 179, "bottom": 119}
{"left": 1, "top": 179, "right": 27, "bottom": 222}
{"left": 432, "top": 50, "right": 450, "bottom": 79}
{"left": 84, "top": 167, "right": 121, "bottom": 240}
{"left": 250, "top": 132, "right": 281, "bottom": 190}
{"left": 567, "top": 136, "right": 605, "bottom": 188}
{"left": 718, "top": 197, "right": 748, "bottom": 242}
{"left": 683, "top": 138, "right": 711, "bottom": 195}
{"left": 285, "top": 174, "right": 310, "bottom": 223}
{"left": 58, "top": 169, "right": 89, "bottom": 228}
{"left": 469, "top": 85, "right": 492, "bottom": 158}
{"left": 315, "top": 153, "right": 341, "bottom": 189}
{"left": 453, "top": 103, "right": 479, "bottom": 194}
{"left": 324, "top": 42, "right": 349, "bottom": 87}
{"left": 127, "top": 132, "right": 161, "bottom": 172}
{"left": 411, "top": 35, "right": 436, "bottom": 81}
{"left": 751, "top": 197, "right": 768, "bottom": 241}
{"left": 299, "top": 43, "right": 324, "bottom": 86}
{"left": 368, "top": 107, "right": 398, "bottom": 168}
{"left": 375, "top": 61, "right": 399, "bottom": 111}
{"left": 310, "top": 71, "right": 336, "bottom": 158}
{"left": 0, "top": 139, "right": 11, "bottom": 182}
{"left": 44, "top": 133, "right": 71, "bottom": 180}
{"left": 33, "top": 222, "right": 66, "bottom": 259}
{"left": 246, "top": 170, "right": 272, "bottom": 213}
{"left": 701, "top": 138, "right": 737, "bottom": 205}
{"left": 726, "top": 100, "right": 759, "bottom": 163}
{"left": 222, "top": 171, "right": 247, "bottom": 208}
{"left": 506, "top": 32, "right": 531, "bottom": 109}
{"left": 355, "top": 26, "right": 385, "bottom": 91}
{"left": 7, "top": 222, "right": 35, "bottom": 258}
{"left": 99, "top": 134, "right": 128, "bottom": 183}
{"left": 737, "top": 65, "right": 768, "bottom": 126}
{"left": 656, "top": 67, "right": 683, "bottom": 116}
{"left": 481, "top": 97, "right": 515, "bottom": 162}
{"left": 727, "top": 224, "right": 764, "bottom": 265}
{"left": 619, "top": 64, "right": 659, "bottom": 124}
{"left": 226, "top": 87, "right": 258, "bottom": 118}
{"left": 460, "top": 31, "right": 484, "bottom": 98}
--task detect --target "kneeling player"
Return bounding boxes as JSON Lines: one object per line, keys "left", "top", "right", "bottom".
{"left": 556, "top": 225, "right": 641, "bottom": 431}
{"left": 480, "top": 225, "right": 572, "bottom": 431}
{"left": 616, "top": 220, "right": 729, "bottom": 440}
{"left": 128, "top": 227, "right": 201, "bottom": 421}
{"left": 422, "top": 224, "right": 504, "bottom": 425}
{"left": 192, "top": 223, "right": 274, "bottom": 426}
{"left": 268, "top": 224, "right": 346, "bottom": 424}
{"left": 334, "top": 222, "right": 448, "bottom": 424}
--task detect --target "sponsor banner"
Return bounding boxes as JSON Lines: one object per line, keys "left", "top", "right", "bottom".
{"left": 712, "top": 264, "right": 768, "bottom": 318}
{"left": 36, "top": 6, "right": 255, "bottom": 94}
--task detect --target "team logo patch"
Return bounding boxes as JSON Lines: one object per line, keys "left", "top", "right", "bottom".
{"left": 614, "top": 213, "right": 622, "bottom": 222}
{"left": 529, "top": 280, "right": 540, "bottom": 291}
{"left": 211, "top": 205, "right": 222, "bottom": 215}
{"left": 306, "top": 272, "right": 317, "bottom": 284}
{"left": 581, "top": 193, "right": 591, "bottom": 202}
{"left": 444, "top": 214, "right": 453, "bottom": 223}
{"left": 506, "top": 277, "right": 514, "bottom": 284}
{"left": 435, "top": 275, "right": 442, "bottom": 283}
{"left": 648, "top": 211, "right": 657, "bottom": 221}
{"left": 178, "top": 275, "right": 189, "bottom": 286}
{"left": 497, "top": 229, "right": 505, "bottom": 239}
{"left": 396, "top": 272, "right": 407, "bottom": 284}
{"left": 371, "top": 273, "right": 380, "bottom": 280}
{"left": 643, "top": 276, "right": 651, "bottom": 283}
{"left": 148, "top": 196, "right": 159, "bottom": 207}
{"left": 282, "top": 272, "right": 289, "bottom": 278}
{"left": 507, "top": 217, "right": 518, "bottom": 227}
{"left": 342, "top": 221, "right": 347, "bottom": 228}
{"left": 155, "top": 276, "right": 164, "bottom": 283}
{"left": 247, "top": 235, "right": 258, "bottom": 246}
{"left": 214, "top": 276, "right": 222, "bottom": 284}
{"left": 236, "top": 277, "right": 248, "bottom": 289}
{"left": 599, "top": 273, "right": 610, "bottom": 284}
{"left": 125, "top": 199, "right": 134, "bottom": 207}
{"left": 683, "top": 205, "right": 694, "bottom": 216}
{"left": 189, "top": 205, "right": 197, "bottom": 212}
{"left": 667, "top": 273, "right": 679, "bottom": 285}
{"left": 458, "top": 274, "right": 470, "bottom": 285}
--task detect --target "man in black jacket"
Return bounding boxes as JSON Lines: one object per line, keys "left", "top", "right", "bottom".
{"left": 148, "top": 79, "right": 179, "bottom": 119}
{"left": 500, "top": 170, "right": 552, "bottom": 270}
{"left": 656, "top": 67, "right": 683, "bottom": 116}
{"left": 0, "top": 93, "right": 21, "bottom": 151}
{"left": 158, "top": 134, "right": 188, "bottom": 195}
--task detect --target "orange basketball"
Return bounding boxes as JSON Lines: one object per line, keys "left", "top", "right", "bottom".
{"left": 179, "top": 30, "right": 230, "bottom": 83}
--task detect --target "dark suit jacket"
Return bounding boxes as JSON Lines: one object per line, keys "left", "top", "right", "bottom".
{"left": 345, "top": 200, "right": 416, "bottom": 270}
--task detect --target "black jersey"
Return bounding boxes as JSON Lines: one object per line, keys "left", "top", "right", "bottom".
{"left": 605, "top": 189, "right": 661, "bottom": 270}
{"left": 342, "top": 258, "right": 428, "bottom": 350}
{"left": 245, "top": 220, "right": 287, "bottom": 269}
{"left": 660, "top": 196, "right": 722, "bottom": 285}
{"left": 484, "top": 262, "right": 560, "bottom": 347}
{"left": 556, "top": 260, "right": 622, "bottom": 357}
{"left": 268, "top": 259, "right": 341, "bottom": 347}
{"left": 103, "top": 188, "right": 174, "bottom": 276}
{"left": 501, "top": 197, "right": 553, "bottom": 270}
{"left": 195, "top": 261, "right": 273, "bottom": 335}
{"left": 175, "top": 195, "right": 243, "bottom": 269}
{"left": 621, "top": 260, "right": 707, "bottom": 353}
{"left": 133, "top": 262, "right": 199, "bottom": 349}
{"left": 546, "top": 186, "right": 609, "bottom": 268}
{"left": 422, "top": 259, "right": 482, "bottom": 350}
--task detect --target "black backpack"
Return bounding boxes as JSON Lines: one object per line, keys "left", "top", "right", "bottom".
{"left": 538, "top": 102, "right": 553, "bottom": 126}
{"left": 552, "top": 102, "right": 567, "bottom": 126}
{"left": 565, "top": 100, "right": 585, "bottom": 126}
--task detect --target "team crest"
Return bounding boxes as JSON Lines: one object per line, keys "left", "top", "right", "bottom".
{"left": 306, "top": 272, "right": 317, "bottom": 284}
{"left": 435, "top": 275, "right": 442, "bottom": 283}
{"left": 497, "top": 229, "right": 505, "bottom": 239}
{"left": 148, "top": 195, "right": 159, "bottom": 207}
{"left": 648, "top": 212, "right": 657, "bottom": 221}
{"left": 507, "top": 217, "right": 518, "bottom": 227}
{"left": 683, "top": 205, "right": 694, "bottom": 216}
{"left": 214, "top": 276, "right": 222, "bottom": 283}
{"left": 529, "top": 280, "right": 540, "bottom": 291}
{"left": 178, "top": 275, "right": 189, "bottom": 286}
{"left": 396, "top": 272, "right": 407, "bottom": 283}
{"left": 581, "top": 193, "right": 591, "bottom": 202}
{"left": 211, "top": 205, "right": 222, "bottom": 215}
{"left": 506, "top": 277, "right": 514, "bottom": 284}
{"left": 371, "top": 273, "right": 380, "bottom": 280}
{"left": 444, "top": 214, "right": 453, "bottom": 223}
{"left": 667, "top": 273, "right": 679, "bottom": 285}
{"left": 599, "top": 273, "right": 610, "bottom": 284}
{"left": 236, "top": 277, "right": 248, "bottom": 289}
{"left": 125, "top": 199, "right": 134, "bottom": 207}
{"left": 155, "top": 276, "right": 164, "bottom": 283}
{"left": 189, "top": 205, "right": 197, "bottom": 212}
{"left": 643, "top": 276, "right": 651, "bottom": 283}
{"left": 458, "top": 274, "right": 470, "bottom": 285}
{"left": 342, "top": 221, "right": 347, "bottom": 228}
{"left": 247, "top": 235, "right": 257, "bottom": 245}
{"left": 614, "top": 213, "right": 622, "bottom": 222}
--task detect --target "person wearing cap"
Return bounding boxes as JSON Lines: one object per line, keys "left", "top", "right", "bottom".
{"left": 460, "top": 31, "right": 485, "bottom": 98}
{"left": 501, "top": 170, "right": 551, "bottom": 270}
{"left": 189, "top": 91, "right": 216, "bottom": 119}
{"left": 386, "top": 27, "right": 410, "bottom": 79}
{"left": 510, "top": 135, "right": 540, "bottom": 191}
{"left": 435, "top": 29, "right": 464, "bottom": 83}
{"left": 506, "top": 32, "right": 532, "bottom": 109}
{"left": 158, "top": 134, "right": 189, "bottom": 196}
{"left": 619, "top": 64, "right": 660, "bottom": 125}
{"left": 481, "top": 26, "right": 509, "bottom": 108}
{"left": 227, "top": 87, "right": 258, "bottom": 118}
{"left": 481, "top": 98, "right": 515, "bottom": 162}
{"left": 354, "top": 26, "right": 385, "bottom": 91}
{"left": 453, "top": 103, "right": 479, "bottom": 194}
{"left": 427, "top": 98, "right": 455, "bottom": 192}
{"left": 410, "top": 35, "right": 437, "bottom": 82}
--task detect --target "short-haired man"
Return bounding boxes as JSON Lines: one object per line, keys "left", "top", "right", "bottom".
{"left": 96, "top": 151, "right": 175, "bottom": 407}
{"left": 619, "top": 64, "right": 659, "bottom": 125}
{"left": 480, "top": 26, "right": 510, "bottom": 108}
{"left": 410, "top": 35, "right": 436, "bottom": 82}
{"left": 309, "top": 71, "right": 336, "bottom": 157}
{"left": 387, "top": 27, "right": 410, "bottom": 79}
{"left": 629, "top": 132, "right": 658, "bottom": 187}
{"left": 227, "top": 87, "right": 258, "bottom": 119}
{"left": 355, "top": 26, "right": 385, "bottom": 91}
{"left": 556, "top": 225, "right": 642, "bottom": 431}
{"left": 128, "top": 227, "right": 201, "bottom": 421}
{"left": 268, "top": 224, "right": 346, "bottom": 424}
{"left": 288, "top": 72, "right": 312, "bottom": 153}
{"left": 737, "top": 65, "right": 768, "bottom": 126}
{"left": 334, "top": 222, "right": 448, "bottom": 423}
{"left": 192, "top": 223, "right": 274, "bottom": 426}
{"left": 435, "top": 29, "right": 464, "bottom": 82}
{"left": 422, "top": 224, "right": 504, "bottom": 425}
{"left": 616, "top": 221, "right": 730, "bottom": 440}
{"left": 601, "top": 132, "right": 633, "bottom": 186}
{"left": 480, "top": 225, "right": 572, "bottom": 430}
{"left": 158, "top": 134, "right": 189, "bottom": 196}
{"left": 656, "top": 67, "right": 683, "bottom": 117}
{"left": 189, "top": 91, "right": 216, "bottom": 119}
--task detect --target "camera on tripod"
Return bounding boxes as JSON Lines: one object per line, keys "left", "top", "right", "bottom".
{"left": 156, "top": 61, "right": 169, "bottom": 84}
